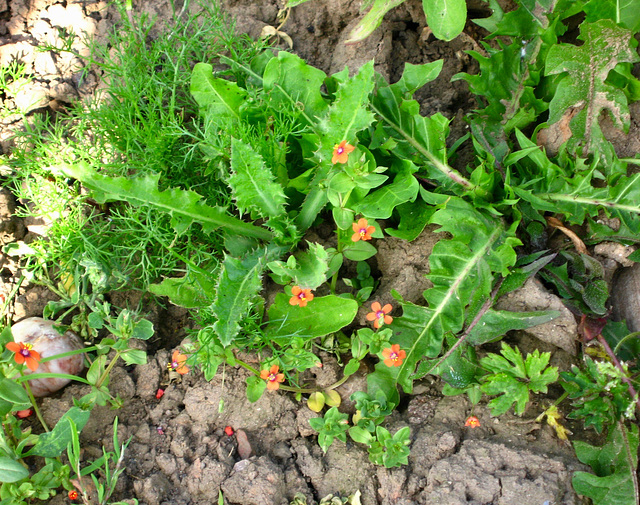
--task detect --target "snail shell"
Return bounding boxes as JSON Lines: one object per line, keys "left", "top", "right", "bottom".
{"left": 11, "top": 317, "right": 85, "bottom": 397}
{"left": 610, "top": 262, "right": 640, "bottom": 332}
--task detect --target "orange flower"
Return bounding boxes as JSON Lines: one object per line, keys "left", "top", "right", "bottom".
{"left": 6, "top": 342, "right": 41, "bottom": 372}
{"left": 168, "top": 350, "right": 189, "bottom": 375}
{"left": 332, "top": 140, "right": 355, "bottom": 164}
{"left": 366, "top": 301, "right": 393, "bottom": 329}
{"left": 381, "top": 344, "right": 406, "bottom": 367}
{"left": 465, "top": 415, "right": 480, "bottom": 428}
{"left": 351, "top": 218, "right": 375, "bottom": 242}
{"left": 68, "top": 490, "right": 79, "bottom": 501}
{"left": 260, "top": 364, "right": 285, "bottom": 391}
{"left": 289, "top": 286, "right": 314, "bottom": 307}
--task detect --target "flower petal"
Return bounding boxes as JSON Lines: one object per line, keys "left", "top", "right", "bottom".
{"left": 6, "top": 342, "right": 20, "bottom": 353}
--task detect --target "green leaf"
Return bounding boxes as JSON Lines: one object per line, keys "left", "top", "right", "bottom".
{"left": 480, "top": 343, "right": 558, "bottom": 416}
{"left": 572, "top": 423, "right": 639, "bottom": 505}
{"left": 53, "top": 162, "right": 272, "bottom": 240}
{"left": 343, "top": 240, "right": 378, "bottom": 261}
{"left": 0, "top": 378, "right": 31, "bottom": 414}
{"left": 390, "top": 62, "right": 445, "bottom": 97}
{"left": 131, "top": 318, "right": 154, "bottom": 340}
{"left": 266, "top": 294, "right": 358, "bottom": 342}
{"left": 149, "top": 270, "right": 217, "bottom": 309}
{"left": 584, "top": 0, "right": 640, "bottom": 32}
{"left": 307, "top": 391, "right": 326, "bottom": 412}
{"left": 467, "top": 309, "right": 560, "bottom": 345}
{"left": 297, "top": 62, "right": 376, "bottom": 230}
{"left": 120, "top": 349, "right": 147, "bottom": 365}
{"left": 28, "top": 407, "right": 90, "bottom": 458}
{"left": 190, "top": 63, "right": 247, "bottom": 121}
{"left": 344, "top": 358, "right": 361, "bottom": 377}
{"left": 267, "top": 243, "right": 329, "bottom": 290}
{"left": 211, "top": 253, "right": 265, "bottom": 346}
{"left": 0, "top": 457, "right": 29, "bottom": 483}
{"left": 345, "top": 0, "right": 405, "bottom": 43}
{"left": 423, "top": 0, "right": 467, "bottom": 41}
{"left": 545, "top": 20, "right": 639, "bottom": 154}
{"left": 385, "top": 199, "right": 436, "bottom": 241}
{"left": 229, "top": 137, "right": 287, "bottom": 220}
{"left": 318, "top": 61, "right": 376, "bottom": 151}
{"left": 263, "top": 51, "right": 328, "bottom": 125}
{"left": 481, "top": 373, "right": 530, "bottom": 416}
{"left": 388, "top": 198, "right": 519, "bottom": 393}
{"left": 246, "top": 375, "right": 266, "bottom": 403}
{"left": 355, "top": 161, "right": 419, "bottom": 219}
{"left": 512, "top": 132, "right": 640, "bottom": 227}
{"left": 349, "top": 426, "right": 374, "bottom": 445}
{"left": 370, "top": 76, "right": 474, "bottom": 192}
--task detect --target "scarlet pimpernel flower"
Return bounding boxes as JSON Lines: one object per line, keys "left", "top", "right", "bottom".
{"left": 6, "top": 342, "right": 41, "bottom": 371}
{"left": 332, "top": 140, "right": 355, "bottom": 164}
{"left": 465, "top": 415, "right": 480, "bottom": 428}
{"left": 289, "top": 286, "right": 314, "bottom": 307}
{"left": 381, "top": 344, "right": 406, "bottom": 367}
{"left": 168, "top": 350, "right": 189, "bottom": 375}
{"left": 366, "top": 301, "right": 393, "bottom": 329}
{"left": 351, "top": 218, "right": 375, "bottom": 242}
{"left": 260, "top": 365, "right": 285, "bottom": 391}
{"left": 68, "top": 490, "right": 79, "bottom": 501}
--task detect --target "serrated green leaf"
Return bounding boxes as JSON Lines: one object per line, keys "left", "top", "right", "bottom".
{"left": 370, "top": 94, "right": 470, "bottom": 192}
{"left": 53, "top": 162, "right": 272, "bottom": 240}
{"left": 211, "top": 253, "right": 264, "bottom": 346}
{"left": 423, "top": 0, "right": 466, "bottom": 41}
{"left": 296, "top": 62, "right": 376, "bottom": 230}
{"left": 190, "top": 63, "right": 247, "bottom": 120}
{"left": 481, "top": 373, "right": 530, "bottom": 416}
{"left": 388, "top": 198, "right": 518, "bottom": 393}
{"left": 266, "top": 294, "right": 358, "bottom": 342}
{"left": 229, "top": 137, "right": 287, "bottom": 219}
{"left": 318, "top": 61, "right": 376, "bottom": 146}
{"left": 498, "top": 343, "right": 527, "bottom": 379}
{"left": 512, "top": 132, "right": 640, "bottom": 226}
{"left": 267, "top": 242, "right": 329, "bottom": 289}
{"left": 545, "top": 20, "right": 639, "bottom": 154}
{"left": 263, "top": 51, "right": 328, "bottom": 125}
{"left": 385, "top": 199, "right": 436, "bottom": 241}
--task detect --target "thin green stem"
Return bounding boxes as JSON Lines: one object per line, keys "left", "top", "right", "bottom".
{"left": 96, "top": 352, "right": 122, "bottom": 390}
{"left": 21, "top": 372, "right": 49, "bottom": 432}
